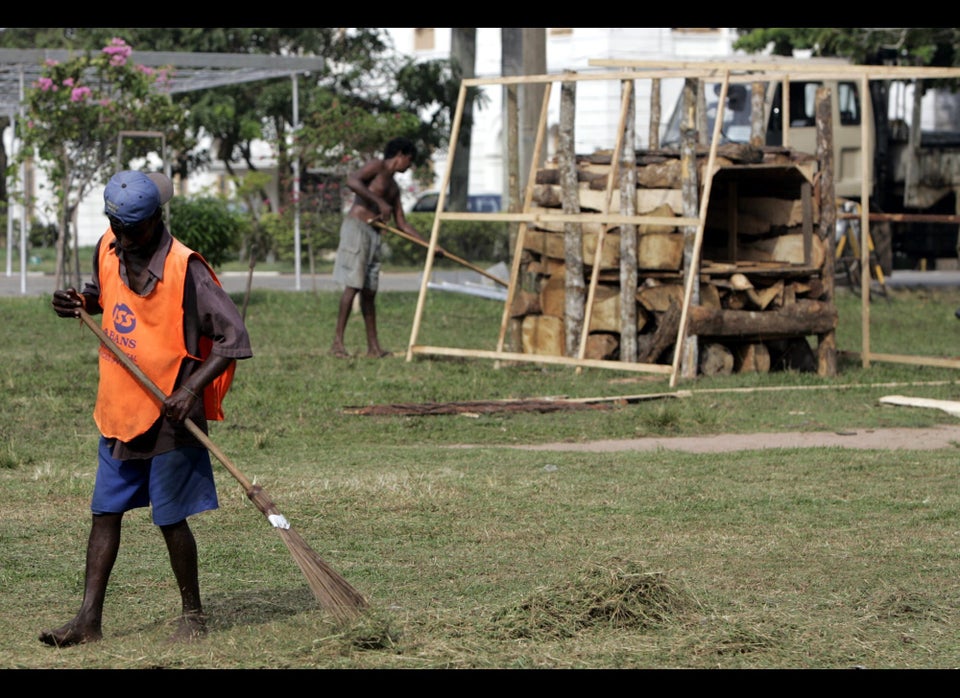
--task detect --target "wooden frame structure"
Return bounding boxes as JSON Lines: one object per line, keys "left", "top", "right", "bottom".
{"left": 404, "top": 61, "right": 960, "bottom": 382}
{"left": 596, "top": 59, "right": 960, "bottom": 376}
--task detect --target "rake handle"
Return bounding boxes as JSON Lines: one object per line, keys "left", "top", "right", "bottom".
{"left": 371, "top": 220, "right": 509, "bottom": 287}
{"left": 78, "top": 308, "right": 255, "bottom": 494}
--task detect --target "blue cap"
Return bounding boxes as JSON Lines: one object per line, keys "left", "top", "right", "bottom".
{"left": 103, "top": 170, "right": 173, "bottom": 227}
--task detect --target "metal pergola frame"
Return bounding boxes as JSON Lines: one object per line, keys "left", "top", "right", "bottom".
{"left": 2, "top": 49, "right": 327, "bottom": 293}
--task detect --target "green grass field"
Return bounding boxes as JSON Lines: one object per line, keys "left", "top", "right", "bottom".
{"left": 2, "top": 285, "right": 960, "bottom": 668}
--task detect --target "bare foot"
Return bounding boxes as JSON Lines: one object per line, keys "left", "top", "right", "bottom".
{"left": 39, "top": 620, "right": 102, "bottom": 648}
{"left": 365, "top": 349, "right": 392, "bottom": 358}
{"left": 169, "top": 612, "right": 207, "bottom": 643}
{"left": 329, "top": 345, "right": 351, "bottom": 359}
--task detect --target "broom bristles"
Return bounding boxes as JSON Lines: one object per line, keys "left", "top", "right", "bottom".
{"left": 247, "top": 484, "right": 366, "bottom": 622}
{"left": 278, "top": 526, "right": 368, "bottom": 622}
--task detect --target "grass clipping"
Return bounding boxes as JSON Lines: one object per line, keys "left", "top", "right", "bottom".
{"left": 489, "top": 558, "right": 696, "bottom": 640}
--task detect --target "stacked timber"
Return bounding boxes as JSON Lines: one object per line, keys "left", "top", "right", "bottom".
{"left": 512, "top": 144, "right": 837, "bottom": 375}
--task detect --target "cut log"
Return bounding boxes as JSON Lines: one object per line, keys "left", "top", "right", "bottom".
{"left": 688, "top": 299, "right": 838, "bottom": 338}
{"left": 699, "top": 282, "right": 722, "bottom": 310}
{"left": 529, "top": 206, "right": 609, "bottom": 235}
{"left": 734, "top": 342, "right": 771, "bottom": 373}
{"left": 588, "top": 284, "right": 622, "bottom": 332}
{"left": 521, "top": 315, "right": 565, "bottom": 356}
{"left": 510, "top": 290, "right": 541, "bottom": 318}
{"left": 540, "top": 274, "right": 566, "bottom": 317}
{"left": 739, "top": 232, "right": 825, "bottom": 268}
{"left": 637, "top": 299, "right": 681, "bottom": 364}
{"left": 636, "top": 282, "right": 683, "bottom": 312}
{"left": 745, "top": 279, "right": 784, "bottom": 310}
{"left": 523, "top": 228, "right": 620, "bottom": 268}
{"left": 532, "top": 183, "right": 683, "bottom": 214}
{"left": 699, "top": 342, "right": 734, "bottom": 376}
{"left": 585, "top": 332, "right": 619, "bottom": 360}
{"left": 638, "top": 232, "right": 684, "bottom": 270}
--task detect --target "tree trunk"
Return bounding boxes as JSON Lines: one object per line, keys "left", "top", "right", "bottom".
{"left": 54, "top": 162, "right": 69, "bottom": 291}
{"left": 449, "top": 28, "right": 476, "bottom": 212}
{"left": 521, "top": 28, "right": 546, "bottom": 192}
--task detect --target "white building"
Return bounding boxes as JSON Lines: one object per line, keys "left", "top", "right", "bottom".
{"left": 384, "top": 27, "right": 742, "bottom": 202}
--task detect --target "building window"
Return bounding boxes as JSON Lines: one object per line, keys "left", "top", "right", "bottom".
{"left": 414, "top": 28, "right": 435, "bottom": 51}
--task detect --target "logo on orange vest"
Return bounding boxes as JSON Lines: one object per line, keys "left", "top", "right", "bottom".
{"left": 112, "top": 303, "right": 136, "bottom": 334}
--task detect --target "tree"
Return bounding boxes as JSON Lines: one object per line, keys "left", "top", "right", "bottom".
{"left": 16, "top": 37, "right": 188, "bottom": 288}
{"left": 1, "top": 28, "right": 464, "bottom": 265}
{"left": 449, "top": 28, "right": 477, "bottom": 213}
{"left": 734, "top": 28, "right": 960, "bottom": 68}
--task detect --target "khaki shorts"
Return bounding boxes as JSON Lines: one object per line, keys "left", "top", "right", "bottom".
{"left": 332, "top": 216, "right": 381, "bottom": 291}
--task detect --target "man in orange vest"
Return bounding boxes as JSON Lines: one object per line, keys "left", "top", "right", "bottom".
{"left": 43, "top": 170, "right": 253, "bottom": 647}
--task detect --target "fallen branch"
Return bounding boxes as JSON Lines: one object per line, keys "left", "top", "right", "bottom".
{"left": 344, "top": 391, "right": 683, "bottom": 416}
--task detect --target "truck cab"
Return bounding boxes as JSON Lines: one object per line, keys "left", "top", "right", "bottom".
{"left": 662, "top": 75, "right": 873, "bottom": 200}
{"left": 662, "top": 67, "right": 960, "bottom": 271}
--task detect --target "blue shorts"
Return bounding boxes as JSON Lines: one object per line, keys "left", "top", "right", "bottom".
{"left": 91, "top": 436, "right": 219, "bottom": 526}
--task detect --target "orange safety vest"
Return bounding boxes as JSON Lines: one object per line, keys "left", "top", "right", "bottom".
{"left": 93, "top": 230, "right": 235, "bottom": 441}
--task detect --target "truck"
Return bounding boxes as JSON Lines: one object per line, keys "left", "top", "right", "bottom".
{"left": 658, "top": 57, "right": 960, "bottom": 273}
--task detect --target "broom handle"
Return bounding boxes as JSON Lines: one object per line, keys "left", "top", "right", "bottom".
{"left": 371, "top": 220, "right": 509, "bottom": 287}
{"left": 78, "top": 309, "right": 255, "bottom": 494}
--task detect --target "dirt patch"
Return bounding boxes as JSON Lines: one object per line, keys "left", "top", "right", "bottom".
{"left": 502, "top": 425, "right": 960, "bottom": 454}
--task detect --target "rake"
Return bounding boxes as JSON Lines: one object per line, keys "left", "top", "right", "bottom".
{"left": 371, "top": 220, "right": 510, "bottom": 287}
{"left": 78, "top": 309, "right": 368, "bottom": 622}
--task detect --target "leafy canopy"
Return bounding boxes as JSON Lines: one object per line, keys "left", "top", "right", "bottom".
{"left": 734, "top": 27, "right": 960, "bottom": 66}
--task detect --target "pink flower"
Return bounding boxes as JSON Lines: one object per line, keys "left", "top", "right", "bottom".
{"left": 70, "top": 86, "right": 92, "bottom": 102}
{"left": 63, "top": 77, "right": 75, "bottom": 87}
{"left": 36, "top": 77, "right": 55, "bottom": 91}
{"left": 102, "top": 37, "right": 132, "bottom": 67}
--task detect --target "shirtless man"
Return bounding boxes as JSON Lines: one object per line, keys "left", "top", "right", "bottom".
{"left": 329, "top": 137, "right": 434, "bottom": 358}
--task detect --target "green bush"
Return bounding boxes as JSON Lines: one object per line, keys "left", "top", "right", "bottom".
{"left": 397, "top": 212, "right": 511, "bottom": 265}
{"left": 261, "top": 209, "right": 342, "bottom": 263}
{"left": 29, "top": 221, "right": 58, "bottom": 248}
{"left": 169, "top": 197, "right": 248, "bottom": 269}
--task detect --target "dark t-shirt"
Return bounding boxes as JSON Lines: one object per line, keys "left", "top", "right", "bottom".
{"left": 83, "top": 225, "right": 253, "bottom": 459}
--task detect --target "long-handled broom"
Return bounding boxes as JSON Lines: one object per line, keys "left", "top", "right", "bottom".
{"left": 77, "top": 309, "right": 368, "bottom": 622}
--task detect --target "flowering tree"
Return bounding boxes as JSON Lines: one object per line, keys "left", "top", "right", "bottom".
{"left": 17, "top": 38, "right": 188, "bottom": 288}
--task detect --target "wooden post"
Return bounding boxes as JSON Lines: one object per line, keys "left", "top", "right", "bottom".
{"left": 506, "top": 82, "right": 522, "bottom": 352}
{"left": 559, "top": 78, "right": 585, "bottom": 358}
{"left": 678, "top": 77, "right": 701, "bottom": 379}
{"left": 671, "top": 72, "right": 729, "bottom": 387}
{"left": 648, "top": 77, "right": 661, "bottom": 150}
{"left": 750, "top": 80, "right": 765, "bottom": 148}
{"left": 620, "top": 80, "right": 638, "bottom": 363}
